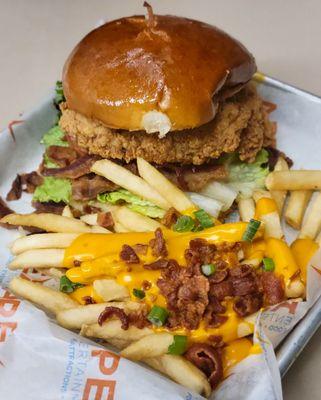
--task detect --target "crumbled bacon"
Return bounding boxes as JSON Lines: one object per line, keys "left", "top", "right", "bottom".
{"left": 42, "top": 155, "right": 99, "bottom": 179}
{"left": 72, "top": 174, "right": 119, "bottom": 201}
{"left": 98, "top": 306, "right": 129, "bottom": 330}
{"left": 209, "top": 280, "right": 233, "bottom": 300}
{"left": 128, "top": 307, "right": 150, "bottom": 329}
{"left": 46, "top": 145, "right": 78, "bottom": 167}
{"left": 6, "top": 175, "right": 22, "bottom": 201}
{"left": 185, "top": 344, "right": 223, "bottom": 389}
{"left": 209, "top": 269, "right": 229, "bottom": 284}
{"left": 205, "top": 313, "right": 228, "bottom": 328}
{"left": 32, "top": 201, "right": 65, "bottom": 215}
{"left": 233, "top": 293, "right": 263, "bottom": 317}
{"left": 21, "top": 172, "right": 43, "bottom": 193}
{"left": 143, "top": 258, "right": 169, "bottom": 270}
{"left": 133, "top": 244, "right": 148, "bottom": 255}
{"left": 119, "top": 245, "right": 140, "bottom": 264}
{"left": 82, "top": 296, "right": 96, "bottom": 305}
{"left": 261, "top": 272, "right": 285, "bottom": 305}
{"left": 142, "top": 280, "right": 152, "bottom": 291}
{"left": 149, "top": 228, "right": 168, "bottom": 257}
{"left": 161, "top": 207, "right": 180, "bottom": 228}
{"left": 97, "top": 212, "right": 114, "bottom": 229}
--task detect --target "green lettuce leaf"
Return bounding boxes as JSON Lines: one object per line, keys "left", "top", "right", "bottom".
{"left": 33, "top": 177, "right": 72, "bottom": 204}
{"left": 41, "top": 125, "right": 68, "bottom": 148}
{"left": 97, "top": 189, "right": 165, "bottom": 218}
{"left": 226, "top": 149, "right": 269, "bottom": 199}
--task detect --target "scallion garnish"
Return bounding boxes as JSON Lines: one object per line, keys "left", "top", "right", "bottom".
{"left": 59, "top": 275, "right": 84, "bottom": 293}
{"left": 133, "top": 288, "right": 145, "bottom": 299}
{"left": 173, "top": 215, "right": 195, "bottom": 232}
{"left": 242, "top": 219, "right": 261, "bottom": 242}
{"left": 147, "top": 305, "right": 169, "bottom": 326}
{"left": 194, "top": 209, "right": 214, "bottom": 229}
{"left": 201, "top": 263, "right": 217, "bottom": 276}
{"left": 262, "top": 257, "right": 275, "bottom": 272}
{"left": 167, "top": 335, "right": 188, "bottom": 355}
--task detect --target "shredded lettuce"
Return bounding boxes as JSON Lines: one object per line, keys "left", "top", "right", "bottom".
{"left": 54, "top": 81, "right": 65, "bottom": 105}
{"left": 33, "top": 177, "right": 72, "bottom": 204}
{"left": 97, "top": 189, "right": 166, "bottom": 218}
{"left": 41, "top": 125, "right": 68, "bottom": 148}
{"left": 226, "top": 149, "right": 269, "bottom": 199}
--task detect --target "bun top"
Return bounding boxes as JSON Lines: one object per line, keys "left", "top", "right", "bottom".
{"left": 63, "top": 12, "right": 256, "bottom": 135}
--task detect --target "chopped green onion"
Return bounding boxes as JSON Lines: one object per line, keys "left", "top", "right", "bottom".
{"left": 173, "top": 215, "right": 195, "bottom": 232}
{"left": 167, "top": 335, "right": 188, "bottom": 355}
{"left": 201, "top": 263, "right": 217, "bottom": 276}
{"left": 59, "top": 275, "right": 83, "bottom": 293}
{"left": 194, "top": 209, "right": 214, "bottom": 229}
{"left": 133, "top": 288, "right": 145, "bottom": 299}
{"left": 147, "top": 305, "right": 169, "bottom": 326}
{"left": 242, "top": 219, "right": 261, "bottom": 242}
{"left": 262, "top": 257, "right": 275, "bottom": 272}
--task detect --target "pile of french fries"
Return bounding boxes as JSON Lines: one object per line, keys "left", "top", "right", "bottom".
{"left": 1, "top": 156, "right": 321, "bottom": 397}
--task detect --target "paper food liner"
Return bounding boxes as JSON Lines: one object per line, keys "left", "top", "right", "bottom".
{"left": 1, "top": 80, "right": 321, "bottom": 400}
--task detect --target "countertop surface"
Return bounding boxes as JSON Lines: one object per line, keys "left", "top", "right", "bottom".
{"left": 1, "top": 1, "right": 321, "bottom": 399}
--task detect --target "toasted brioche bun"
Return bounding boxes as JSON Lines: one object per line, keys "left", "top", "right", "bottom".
{"left": 63, "top": 14, "right": 256, "bottom": 134}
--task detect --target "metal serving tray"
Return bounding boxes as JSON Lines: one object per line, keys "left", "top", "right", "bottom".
{"left": 0, "top": 74, "right": 320, "bottom": 380}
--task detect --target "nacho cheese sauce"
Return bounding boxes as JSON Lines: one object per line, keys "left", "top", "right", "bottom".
{"left": 63, "top": 221, "right": 305, "bottom": 371}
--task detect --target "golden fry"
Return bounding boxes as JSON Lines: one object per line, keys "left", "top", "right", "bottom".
{"left": 238, "top": 198, "right": 255, "bottom": 222}
{"left": 9, "top": 249, "right": 65, "bottom": 270}
{"left": 270, "top": 157, "right": 289, "bottom": 214}
{"left": 121, "top": 333, "right": 174, "bottom": 360}
{"left": 115, "top": 206, "right": 161, "bottom": 232}
{"left": 299, "top": 192, "right": 321, "bottom": 239}
{"left": 285, "top": 190, "right": 312, "bottom": 230}
{"left": 93, "top": 279, "right": 129, "bottom": 301}
{"left": 9, "top": 277, "right": 77, "bottom": 314}
{"left": 266, "top": 171, "right": 321, "bottom": 190}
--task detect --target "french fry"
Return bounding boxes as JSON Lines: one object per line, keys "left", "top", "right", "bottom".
{"left": 62, "top": 205, "right": 73, "bottom": 218}
{"left": 11, "top": 233, "right": 79, "bottom": 255}
{"left": 93, "top": 279, "right": 129, "bottom": 301}
{"left": 9, "top": 277, "right": 77, "bottom": 314}
{"left": 145, "top": 354, "right": 211, "bottom": 397}
{"left": 1, "top": 213, "right": 93, "bottom": 233}
{"left": 137, "top": 157, "right": 194, "bottom": 213}
{"left": 113, "top": 221, "right": 131, "bottom": 233}
{"left": 91, "top": 159, "right": 170, "bottom": 209}
{"left": 80, "top": 214, "right": 111, "bottom": 233}
{"left": 80, "top": 320, "right": 152, "bottom": 342}
{"left": 299, "top": 192, "right": 321, "bottom": 239}
{"left": 266, "top": 170, "right": 321, "bottom": 190}
{"left": 40, "top": 267, "right": 66, "bottom": 279}
{"left": 285, "top": 190, "right": 312, "bottom": 230}
{"left": 115, "top": 206, "right": 161, "bottom": 232}
{"left": 56, "top": 301, "right": 140, "bottom": 329}
{"left": 253, "top": 192, "right": 283, "bottom": 239}
{"left": 121, "top": 333, "right": 174, "bottom": 360}
{"left": 9, "top": 249, "right": 65, "bottom": 270}
{"left": 285, "top": 280, "right": 305, "bottom": 298}
{"left": 238, "top": 198, "right": 255, "bottom": 222}
{"left": 316, "top": 231, "right": 321, "bottom": 246}
{"left": 270, "top": 157, "right": 288, "bottom": 214}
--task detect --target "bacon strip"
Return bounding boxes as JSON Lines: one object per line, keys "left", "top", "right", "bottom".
{"left": 42, "top": 155, "right": 98, "bottom": 179}
{"left": 98, "top": 306, "right": 129, "bottom": 330}
{"left": 185, "top": 344, "right": 223, "bottom": 389}
{"left": 119, "top": 245, "right": 140, "bottom": 264}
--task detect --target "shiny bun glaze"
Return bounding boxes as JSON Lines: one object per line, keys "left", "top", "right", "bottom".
{"left": 63, "top": 14, "right": 256, "bottom": 132}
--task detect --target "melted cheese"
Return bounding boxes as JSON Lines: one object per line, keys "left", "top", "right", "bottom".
{"left": 64, "top": 222, "right": 251, "bottom": 268}
{"left": 265, "top": 238, "right": 299, "bottom": 284}
{"left": 255, "top": 197, "right": 278, "bottom": 219}
{"left": 70, "top": 285, "right": 103, "bottom": 304}
{"left": 222, "top": 338, "right": 259, "bottom": 376}
{"left": 291, "top": 238, "right": 319, "bottom": 283}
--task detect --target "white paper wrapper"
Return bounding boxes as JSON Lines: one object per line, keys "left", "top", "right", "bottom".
{"left": 0, "top": 79, "right": 321, "bottom": 400}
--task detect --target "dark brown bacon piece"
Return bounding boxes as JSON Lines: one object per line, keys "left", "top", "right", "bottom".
{"left": 128, "top": 307, "right": 150, "bottom": 329}
{"left": 261, "top": 272, "right": 285, "bottom": 305}
{"left": 161, "top": 207, "right": 180, "bottom": 228}
{"left": 149, "top": 228, "right": 168, "bottom": 258}
{"left": 6, "top": 175, "right": 22, "bottom": 201}
{"left": 32, "top": 201, "right": 65, "bottom": 215}
{"left": 46, "top": 145, "right": 78, "bottom": 167}
{"left": 143, "top": 259, "right": 169, "bottom": 270}
{"left": 233, "top": 293, "right": 263, "bottom": 317}
{"left": 185, "top": 344, "right": 223, "bottom": 389}
{"left": 209, "top": 269, "right": 229, "bottom": 284}
{"left": 209, "top": 280, "right": 233, "bottom": 300}
{"left": 98, "top": 306, "right": 129, "bottom": 330}
{"left": 42, "top": 155, "right": 98, "bottom": 179}
{"left": 72, "top": 174, "right": 119, "bottom": 201}
{"left": 119, "top": 245, "right": 140, "bottom": 264}
{"left": 21, "top": 171, "right": 43, "bottom": 193}
{"left": 82, "top": 296, "right": 96, "bottom": 305}
{"left": 230, "top": 265, "right": 259, "bottom": 296}
{"left": 97, "top": 212, "right": 114, "bottom": 229}
{"left": 205, "top": 313, "right": 228, "bottom": 328}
